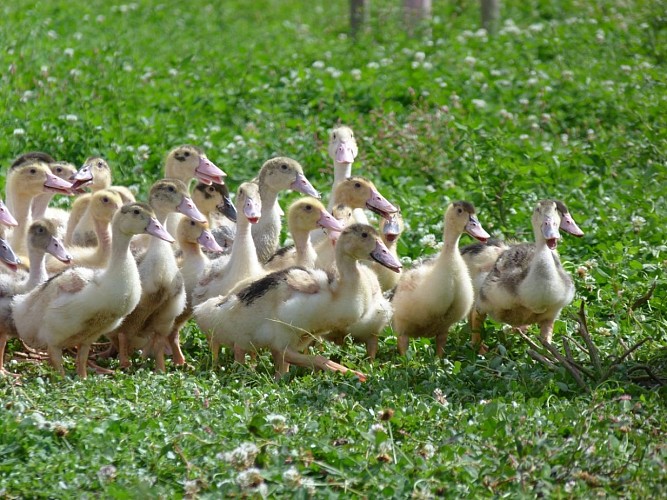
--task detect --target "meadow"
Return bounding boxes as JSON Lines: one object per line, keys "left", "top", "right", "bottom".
{"left": 1, "top": 0, "right": 666, "bottom": 497}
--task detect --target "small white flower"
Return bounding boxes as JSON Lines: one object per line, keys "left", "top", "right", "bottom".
{"left": 220, "top": 442, "right": 260, "bottom": 470}
{"left": 631, "top": 215, "right": 646, "bottom": 231}
{"left": 236, "top": 468, "right": 263, "bottom": 490}
{"left": 168, "top": 68, "right": 178, "bottom": 76}
{"left": 312, "top": 60, "right": 325, "bottom": 69}
{"left": 69, "top": 68, "right": 82, "bottom": 77}
{"left": 464, "top": 55, "right": 477, "bottom": 66}
{"left": 13, "top": 128, "right": 25, "bottom": 136}
{"left": 595, "top": 29, "right": 605, "bottom": 42}
{"left": 419, "top": 234, "right": 438, "bottom": 248}
{"left": 97, "top": 464, "right": 117, "bottom": 482}
{"left": 471, "top": 99, "right": 487, "bottom": 109}
{"left": 47, "top": 30, "right": 58, "bottom": 39}
{"left": 411, "top": 61, "right": 420, "bottom": 69}
{"left": 423, "top": 61, "right": 433, "bottom": 70}
{"left": 562, "top": 70, "right": 574, "bottom": 81}
{"left": 587, "top": 128, "right": 596, "bottom": 141}
{"left": 620, "top": 65, "right": 632, "bottom": 74}
{"left": 65, "top": 114, "right": 78, "bottom": 122}
{"left": 414, "top": 51, "right": 426, "bottom": 62}
{"left": 64, "top": 48, "right": 74, "bottom": 57}
{"left": 282, "top": 467, "right": 301, "bottom": 487}
{"left": 96, "top": 15, "right": 106, "bottom": 23}
{"left": 519, "top": 97, "right": 529, "bottom": 106}
{"left": 420, "top": 443, "right": 436, "bottom": 459}
{"left": 73, "top": 32, "right": 83, "bottom": 41}
{"left": 367, "top": 61, "right": 380, "bottom": 69}
{"left": 519, "top": 134, "right": 530, "bottom": 141}
{"left": 529, "top": 23, "right": 544, "bottom": 32}
{"left": 350, "top": 68, "right": 362, "bottom": 80}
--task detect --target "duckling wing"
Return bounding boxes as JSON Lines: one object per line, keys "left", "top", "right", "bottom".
{"left": 285, "top": 268, "right": 321, "bottom": 294}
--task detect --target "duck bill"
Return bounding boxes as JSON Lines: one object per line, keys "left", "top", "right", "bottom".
{"left": 0, "top": 200, "right": 18, "bottom": 227}
{"left": 195, "top": 156, "right": 226, "bottom": 185}
{"left": 366, "top": 188, "right": 398, "bottom": 221}
{"left": 335, "top": 142, "right": 357, "bottom": 164}
{"left": 145, "top": 218, "right": 175, "bottom": 243}
{"left": 382, "top": 217, "right": 401, "bottom": 242}
{"left": 542, "top": 217, "right": 560, "bottom": 250}
{"left": 44, "top": 172, "right": 74, "bottom": 195}
{"left": 560, "top": 213, "right": 584, "bottom": 237}
{"left": 290, "top": 173, "right": 320, "bottom": 198}
{"left": 69, "top": 166, "right": 93, "bottom": 190}
{"left": 465, "top": 216, "right": 490, "bottom": 242}
{"left": 177, "top": 196, "right": 207, "bottom": 223}
{"left": 0, "top": 238, "right": 20, "bottom": 270}
{"left": 217, "top": 195, "right": 238, "bottom": 223}
{"left": 46, "top": 236, "right": 73, "bottom": 263}
{"left": 244, "top": 198, "right": 261, "bottom": 224}
{"left": 317, "top": 210, "right": 345, "bottom": 232}
{"left": 370, "top": 240, "right": 402, "bottom": 273}
{"left": 197, "top": 229, "right": 225, "bottom": 253}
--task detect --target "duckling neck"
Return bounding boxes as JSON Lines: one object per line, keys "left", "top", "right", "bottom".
{"left": 334, "top": 249, "right": 363, "bottom": 292}
{"left": 93, "top": 217, "right": 113, "bottom": 264}
{"left": 292, "top": 228, "right": 316, "bottom": 267}
{"left": 227, "top": 217, "right": 263, "bottom": 284}
{"left": 25, "top": 247, "right": 48, "bottom": 290}
{"left": 8, "top": 191, "right": 33, "bottom": 254}
{"left": 102, "top": 230, "right": 136, "bottom": 284}
{"left": 332, "top": 162, "right": 352, "bottom": 189}
{"left": 30, "top": 193, "right": 54, "bottom": 220}
{"left": 180, "top": 241, "right": 207, "bottom": 286}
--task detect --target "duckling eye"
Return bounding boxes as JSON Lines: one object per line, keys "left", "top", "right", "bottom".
{"left": 183, "top": 151, "right": 190, "bottom": 157}
{"left": 280, "top": 164, "right": 288, "bottom": 170}
{"left": 361, "top": 232, "right": 368, "bottom": 238}
{"left": 457, "top": 208, "right": 463, "bottom": 214}
{"left": 305, "top": 205, "right": 312, "bottom": 211}
{"left": 332, "top": 133, "right": 337, "bottom": 140}
{"left": 207, "top": 186, "right": 215, "bottom": 193}
{"left": 30, "top": 168, "right": 37, "bottom": 174}
{"left": 168, "top": 186, "right": 176, "bottom": 192}
{"left": 189, "top": 220, "right": 195, "bottom": 226}
{"left": 55, "top": 167, "right": 63, "bottom": 173}
{"left": 354, "top": 182, "right": 361, "bottom": 188}
{"left": 37, "top": 227, "right": 44, "bottom": 233}
{"left": 97, "top": 161, "right": 104, "bottom": 168}
{"left": 133, "top": 209, "right": 140, "bottom": 215}
{"left": 102, "top": 197, "right": 109, "bottom": 203}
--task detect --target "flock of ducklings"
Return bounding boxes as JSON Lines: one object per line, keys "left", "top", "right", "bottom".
{"left": 0, "top": 126, "right": 583, "bottom": 381}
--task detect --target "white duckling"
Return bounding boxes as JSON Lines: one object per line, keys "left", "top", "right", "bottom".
{"left": 191, "top": 181, "right": 237, "bottom": 254}
{"left": 109, "top": 179, "right": 206, "bottom": 371}
{"left": 5, "top": 161, "right": 73, "bottom": 256}
{"left": 251, "top": 157, "right": 320, "bottom": 263}
{"left": 192, "top": 182, "right": 263, "bottom": 305}
{"left": 0, "top": 199, "right": 18, "bottom": 230}
{"left": 474, "top": 200, "right": 578, "bottom": 344}
{"left": 66, "top": 157, "right": 135, "bottom": 247}
{"left": 194, "top": 224, "right": 402, "bottom": 380}
{"left": 327, "top": 126, "right": 358, "bottom": 208}
{"left": 392, "top": 201, "right": 490, "bottom": 357}
{"left": 265, "top": 197, "right": 344, "bottom": 272}
{"left": 12, "top": 203, "right": 174, "bottom": 377}
{"left": 47, "top": 190, "right": 124, "bottom": 273}
{"left": 30, "top": 161, "right": 79, "bottom": 224}
{"left": 0, "top": 219, "right": 72, "bottom": 374}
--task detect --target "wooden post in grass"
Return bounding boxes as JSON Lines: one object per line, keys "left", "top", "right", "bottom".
{"left": 404, "top": 0, "right": 431, "bottom": 34}
{"left": 481, "top": 0, "right": 500, "bottom": 34}
{"left": 350, "top": 0, "right": 369, "bottom": 37}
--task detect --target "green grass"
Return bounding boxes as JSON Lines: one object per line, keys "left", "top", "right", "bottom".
{"left": 2, "top": 0, "right": 667, "bottom": 497}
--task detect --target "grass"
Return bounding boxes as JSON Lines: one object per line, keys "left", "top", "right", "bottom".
{"left": 1, "top": 0, "right": 666, "bottom": 497}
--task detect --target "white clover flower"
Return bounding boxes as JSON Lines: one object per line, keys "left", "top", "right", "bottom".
{"left": 586, "top": 129, "right": 596, "bottom": 141}
{"left": 350, "top": 68, "right": 362, "bottom": 80}
{"left": 423, "top": 61, "right": 433, "bottom": 70}
{"left": 47, "top": 30, "right": 58, "bottom": 39}
{"left": 123, "top": 63, "right": 133, "bottom": 72}
{"left": 442, "top": 179, "right": 455, "bottom": 189}
{"left": 561, "top": 133, "right": 569, "bottom": 144}
{"left": 97, "top": 464, "right": 117, "bottom": 482}
{"left": 499, "top": 109, "right": 514, "bottom": 120}
{"left": 370, "top": 423, "right": 385, "bottom": 435}
{"left": 282, "top": 467, "right": 301, "bottom": 487}
{"left": 527, "top": 77, "right": 539, "bottom": 86}
{"left": 69, "top": 68, "right": 82, "bottom": 77}
{"left": 328, "top": 68, "right": 342, "bottom": 78}
{"left": 529, "top": 23, "right": 544, "bottom": 32}
{"left": 419, "top": 234, "right": 438, "bottom": 248}
{"left": 40, "top": 65, "right": 49, "bottom": 74}
{"left": 168, "top": 68, "right": 178, "bottom": 76}
{"left": 13, "top": 128, "right": 25, "bottom": 136}
{"left": 367, "top": 61, "right": 380, "bottom": 69}
{"left": 464, "top": 55, "right": 477, "bottom": 66}
{"left": 380, "top": 58, "right": 393, "bottom": 66}
{"left": 221, "top": 442, "right": 260, "bottom": 470}
{"left": 73, "top": 32, "right": 83, "bottom": 41}
{"left": 595, "top": 29, "right": 605, "bottom": 42}
{"left": 519, "top": 134, "right": 530, "bottom": 141}
{"left": 65, "top": 114, "right": 78, "bottom": 122}
{"left": 236, "top": 468, "right": 263, "bottom": 489}
{"left": 414, "top": 51, "right": 426, "bottom": 62}
{"left": 471, "top": 99, "right": 487, "bottom": 109}
{"left": 411, "top": 61, "right": 420, "bottom": 69}
{"left": 312, "top": 60, "right": 325, "bottom": 69}
{"left": 561, "top": 70, "right": 574, "bottom": 81}
{"left": 420, "top": 443, "right": 436, "bottom": 459}
{"left": 631, "top": 215, "right": 646, "bottom": 231}
{"left": 96, "top": 15, "right": 105, "bottom": 23}
{"left": 518, "top": 97, "right": 529, "bottom": 106}
{"left": 620, "top": 65, "right": 632, "bottom": 74}
{"left": 64, "top": 48, "right": 74, "bottom": 57}
{"left": 378, "top": 441, "right": 393, "bottom": 455}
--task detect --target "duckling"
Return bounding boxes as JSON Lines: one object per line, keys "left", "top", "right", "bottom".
{"left": 265, "top": 197, "right": 344, "bottom": 272}
{"left": 314, "top": 177, "right": 398, "bottom": 270}
{"left": 47, "top": 190, "right": 124, "bottom": 273}
{"left": 474, "top": 200, "right": 578, "bottom": 345}
{"left": 194, "top": 224, "right": 401, "bottom": 380}
{"left": 392, "top": 201, "right": 490, "bottom": 357}
{"left": 66, "top": 157, "right": 135, "bottom": 246}
{"left": 0, "top": 219, "right": 72, "bottom": 374}
{"left": 251, "top": 157, "right": 320, "bottom": 263}
{"left": 12, "top": 203, "right": 174, "bottom": 377}
{"left": 5, "top": 161, "right": 73, "bottom": 256}
{"left": 192, "top": 182, "right": 263, "bottom": 305}
{"left": 0, "top": 230, "right": 20, "bottom": 273}
{"left": 191, "top": 181, "right": 237, "bottom": 254}
{"left": 108, "top": 179, "right": 206, "bottom": 371}
{"left": 367, "top": 209, "right": 404, "bottom": 292}
{"left": 462, "top": 200, "right": 584, "bottom": 348}
{"left": 31, "top": 161, "right": 79, "bottom": 223}
{"left": 327, "top": 126, "right": 358, "bottom": 208}
{"left": 166, "top": 218, "right": 224, "bottom": 364}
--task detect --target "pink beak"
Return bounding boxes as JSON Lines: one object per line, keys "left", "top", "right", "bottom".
{"left": 44, "top": 172, "right": 74, "bottom": 194}
{"left": 177, "top": 196, "right": 207, "bottom": 223}
{"left": 335, "top": 141, "right": 357, "bottom": 164}
{"left": 244, "top": 197, "right": 261, "bottom": 224}
{"left": 317, "top": 210, "right": 345, "bottom": 232}
{"left": 195, "top": 156, "right": 226, "bottom": 185}
{"left": 560, "top": 213, "right": 584, "bottom": 237}
{"left": 0, "top": 200, "right": 18, "bottom": 227}
{"left": 145, "top": 218, "right": 175, "bottom": 243}
{"left": 465, "top": 216, "right": 490, "bottom": 243}
{"left": 46, "top": 236, "right": 73, "bottom": 263}
{"left": 290, "top": 173, "right": 320, "bottom": 198}
{"left": 366, "top": 188, "right": 398, "bottom": 220}
{"left": 197, "top": 229, "right": 224, "bottom": 253}
{"left": 370, "top": 239, "right": 402, "bottom": 273}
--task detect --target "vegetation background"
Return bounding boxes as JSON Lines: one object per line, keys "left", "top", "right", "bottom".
{"left": 1, "top": 0, "right": 665, "bottom": 497}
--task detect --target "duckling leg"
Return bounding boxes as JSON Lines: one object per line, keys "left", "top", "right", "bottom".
{"left": 281, "top": 348, "right": 367, "bottom": 382}
{"left": 0, "top": 333, "right": 19, "bottom": 377}
{"left": 76, "top": 343, "right": 92, "bottom": 378}
{"left": 365, "top": 336, "right": 379, "bottom": 361}
{"left": 47, "top": 346, "right": 66, "bottom": 377}
{"left": 233, "top": 344, "right": 247, "bottom": 364}
{"left": 154, "top": 340, "right": 167, "bottom": 373}
{"left": 435, "top": 328, "right": 451, "bottom": 357}
{"left": 470, "top": 310, "right": 488, "bottom": 354}
{"left": 539, "top": 320, "right": 555, "bottom": 344}
{"left": 271, "top": 348, "right": 290, "bottom": 378}
{"left": 210, "top": 339, "right": 221, "bottom": 367}
{"left": 117, "top": 331, "right": 131, "bottom": 369}
{"left": 397, "top": 334, "right": 409, "bottom": 355}
{"left": 167, "top": 330, "right": 186, "bottom": 366}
